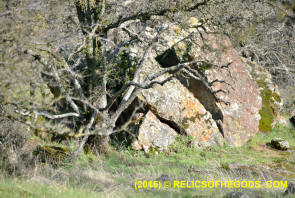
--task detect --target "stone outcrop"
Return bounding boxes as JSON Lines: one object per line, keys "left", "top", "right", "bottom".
{"left": 197, "top": 34, "right": 262, "bottom": 146}
{"left": 1, "top": 0, "right": 288, "bottom": 157}
{"left": 139, "top": 77, "right": 224, "bottom": 148}
{"left": 116, "top": 16, "right": 270, "bottom": 148}
{"left": 106, "top": 16, "right": 281, "bottom": 149}
{"left": 154, "top": 22, "right": 262, "bottom": 146}
{"left": 113, "top": 20, "right": 225, "bottom": 149}
{"left": 131, "top": 111, "right": 177, "bottom": 153}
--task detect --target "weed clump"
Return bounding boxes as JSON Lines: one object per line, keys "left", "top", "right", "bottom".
{"left": 0, "top": 115, "right": 34, "bottom": 175}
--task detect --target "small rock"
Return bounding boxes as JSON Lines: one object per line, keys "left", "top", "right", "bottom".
{"left": 156, "top": 174, "right": 170, "bottom": 181}
{"left": 30, "top": 176, "right": 51, "bottom": 185}
{"left": 270, "top": 138, "right": 290, "bottom": 151}
{"left": 290, "top": 115, "right": 295, "bottom": 126}
{"left": 228, "top": 162, "right": 243, "bottom": 170}
{"left": 131, "top": 111, "right": 177, "bottom": 153}
{"left": 224, "top": 192, "right": 250, "bottom": 198}
{"left": 131, "top": 139, "right": 142, "bottom": 151}
{"left": 284, "top": 182, "right": 295, "bottom": 196}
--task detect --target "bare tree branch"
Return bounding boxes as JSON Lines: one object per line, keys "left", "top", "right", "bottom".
{"left": 103, "top": 0, "right": 212, "bottom": 32}
{"left": 34, "top": 111, "right": 80, "bottom": 119}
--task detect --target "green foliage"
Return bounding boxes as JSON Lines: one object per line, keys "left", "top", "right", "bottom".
{"left": 169, "top": 135, "right": 195, "bottom": 153}
{"left": 259, "top": 87, "right": 275, "bottom": 132}
{"left": 250, "top": 123, "right": 295, "bottom": 147}
{"left": 0, "top": 178, "right": 99, "bottom": 198}
{"left": 118, "top": 50, "right": 136, "bottom": 82}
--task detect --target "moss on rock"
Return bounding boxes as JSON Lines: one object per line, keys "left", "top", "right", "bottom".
{"left": 246, "top": 60, "right": 281, "bottom": 132}
{"left": 33, "top": 145, "right": 70, "bottom": 165}
{"left": 257, "top": 79, "right": 281, "bottom": 132}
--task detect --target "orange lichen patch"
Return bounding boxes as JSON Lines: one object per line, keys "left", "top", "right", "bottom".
{"left": 190, "top": 129, "right": 199, "bottom": 137}
{"left": 203, "top": 130, "right": 211, "bottom": 142}
{"left": 182, "top": 100, "right": 196, "bottom": 117}
{"left": 131, "top": 139, "right": 142, "bottom": 150}
{"left": 182, "top": 99, "right": 206, "bottom": 118}
{"left": 198, "top": 136, "right": 203, "bottom": 143}
{"left": 196, "top": 129, "right": 211, "bottom": 143}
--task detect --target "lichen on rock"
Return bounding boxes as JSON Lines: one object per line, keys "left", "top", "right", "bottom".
{"left": 131, "top": 111, "right": 177, "bottom": 153}
{"left": 139, "top": 77, "right": 224, "bottom": 148}
{"left": 155, "top": 27, "right": 262, "bottom": 146}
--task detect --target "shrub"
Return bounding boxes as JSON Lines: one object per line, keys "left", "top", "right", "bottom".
{"left": 0, "top": 108, "right": 33, "bottom": 175}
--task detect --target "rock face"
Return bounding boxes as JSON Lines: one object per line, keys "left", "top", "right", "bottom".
{"left": 156, "top": 26, "right": 262, "bottom": 146}
{"left": 192, "top": 34, "right": 262, "bottom": 146}
{"left": 111, "top": 19, "right": 225, "bottom": 149}
{"left": 139, "top": 77, "right": 224, "bottom": 148}
{"left": 131, "top": 111, "right": 177, "bottom": 153}
{"left": 110, "top": 16, "right": 274, "bottom": 149}
{"left": 270, "top": 138, "right": 290, "bottom": 151}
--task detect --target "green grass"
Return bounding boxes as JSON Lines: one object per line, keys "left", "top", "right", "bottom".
{"left": 0, "top": 178, "right": 102, "bottom": 198}
{"left": 0, "top": 176, "right": 289, "bottom": 198}
{"left": 0, "top": 123, "right": 294, "bottom": 197}
{"left": 248, "top": 123, "right": 295, "bottom": 147}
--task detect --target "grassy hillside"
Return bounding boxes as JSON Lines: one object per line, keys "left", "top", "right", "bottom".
{"left": 0, "top": 122, "right": 294, "bottom": 198}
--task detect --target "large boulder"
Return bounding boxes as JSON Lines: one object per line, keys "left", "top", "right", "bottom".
{"left": 111, "top": 16, "right": 267, "bottom": 148}
{"left": 131, "top": 111, "right": 177, "bottom": 153}
{"left": 139, "top": 76, "right": 224, "bottom": 148}
{"left": 112, "top": 19, "right": 225, "bottom": 148}
{"left": 198, "top": 35, "right": 262, "bottom": 146}
{"left": 155, "top": 23, "right": 262, "bottom": 146}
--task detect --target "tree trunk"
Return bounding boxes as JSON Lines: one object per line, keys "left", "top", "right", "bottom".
{"left": 87, "top": 134, "right": 110, "bottom": 155}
